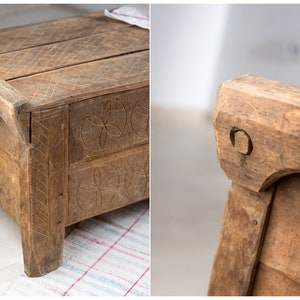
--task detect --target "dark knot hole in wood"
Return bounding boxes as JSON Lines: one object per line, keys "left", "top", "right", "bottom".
{"left": 230, "top": 127, "right": 253, "bottom": 155}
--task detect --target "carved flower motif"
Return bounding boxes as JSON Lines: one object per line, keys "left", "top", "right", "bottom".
{"left": 125, "top": 155, "right": 149, "bottom": 198}
{"left": 76, "top": 165, "right": 119, "bottom": 211}
{"left": 131, "top": 94, "right": 149, "bottom": 138}
{"left": 80, "top": 98, "right": 126, "bottom": 150}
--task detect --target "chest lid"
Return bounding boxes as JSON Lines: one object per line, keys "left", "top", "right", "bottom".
{"left": 0, "top": 11, "right": 149, "bottom": 113}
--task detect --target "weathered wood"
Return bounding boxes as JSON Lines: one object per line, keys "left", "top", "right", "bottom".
{"left": 214, "top": 74, "right": 300, "bottom": 192}
{"left": 69, "top": 86, "right": 149, "bottom": 164}
{"left": 208, "top": 183, "right": 275, "bottom": 295}
{"left": 0, "top": 27, "right": 149, "bottom": 80}
{"left": 67, "top": 144, "right": 149, "bottom": 225}
{"left": 0, "top": 12, "right": 149, "bottom": 277}
{"left": 0, "top": 12, "right": 129, "bottom": 54}
{"left": 0, "top": 78, "right": 29, "bottom": 142}
{"left": 256, "top": 174, "right": 300, "bottom": 286}
{"left": 0, "top": 118, "right": 24, "bottom": 223}
{"left": 252, "top": 263, "right": 300, "bottom": 296}
{"left": 210, "top": 74, "right": 300, "bottom": 295}
{"left": 9, "top": 51, "right": 149, "bottom": 113}
{"left": 21, "top": 108, "right": 68, "bottom": 277}
{"left": 0, "top": 147, "right": 21, "bottom": 224}
{"left": 0, "top": 116, "right": 19, "bottom": 160}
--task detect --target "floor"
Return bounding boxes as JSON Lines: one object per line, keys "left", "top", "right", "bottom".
{"left": 2, "top": 200, "right": 150, "bottom": 296}
{"left": 0, "top": 209, "right": 23, "bottom": 294}
{"left": 151, "top": 109, "right": 230, "bottom": 296}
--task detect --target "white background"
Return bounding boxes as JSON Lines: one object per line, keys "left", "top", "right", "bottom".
{"left": 151, "top": 4, "right": 300, "bottom": 112}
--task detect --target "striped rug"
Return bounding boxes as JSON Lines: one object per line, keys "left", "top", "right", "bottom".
{"left": 4, "top": 200, "right": 149, "bottom": 296}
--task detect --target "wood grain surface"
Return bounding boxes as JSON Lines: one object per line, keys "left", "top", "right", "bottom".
{"left": 0, "top": 11, "right": 149, "bottom": 277}
{"left": 0, "top": 26, "right": 149, "bottom": 80}
{"left": 9, "top": 51, "right": 149, "bottom": 112}
{"left": 0, "top": 122, "right": 21, "bottom": 223}
{"left": 211, "top": 74, "right": 300, "bottom": 295}
{"left": 21, "top": 107, "right": 68, "bottom": 277}
{"left": 252, "top": 263, "right": 300, "bottom": 295}
{"left": 208, "top": 183, "right": 276, "bottom": 295}
{"left": 69, "top": 86, "right": 149, "bottom": 164}
{"left": 0, "top": 12, "right": 129, "bottom": 54}
{"left": 251, "top": 174, "right": 300, "bottom": 294}
{"left": 0, "top": 78, "right": 28, "bottom": 142}
{"left": 67, "top": 144, "right": 149, "bottom": 225}
{"left": 214, "top": 74, "right": 300, "bottom": 192}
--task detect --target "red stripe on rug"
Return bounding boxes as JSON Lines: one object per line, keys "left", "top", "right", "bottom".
{"left": 68, "top": 257, "right": 149, "bottom": 290}
{"left": 74, "top": 230, "right": 149, "bottom": 263}
{"left": 123, "top": 267, "right": 150, "bottom": 296}
{"left": 77, "top": 226, "right": 149, "bottom": 256}
{"left": 61, "top": 205, "right": 149, "bottom": 296}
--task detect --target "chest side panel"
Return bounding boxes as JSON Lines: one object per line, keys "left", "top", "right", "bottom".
{"left": 69, "top": 86, "right": 149, "bottom": 164}
{"left": 67, "top": 144, "right": 149, "bottom": 225}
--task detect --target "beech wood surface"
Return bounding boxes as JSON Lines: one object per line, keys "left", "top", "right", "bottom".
{"left": 0, "top": 11, "right": 149, "bottom": 277}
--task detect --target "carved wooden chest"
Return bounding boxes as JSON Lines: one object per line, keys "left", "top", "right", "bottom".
{"left": 208, "top": 75, "right": 300, "bottom": 295}
{"left": 0, "top": 12, "right": 149, "bottom": 277}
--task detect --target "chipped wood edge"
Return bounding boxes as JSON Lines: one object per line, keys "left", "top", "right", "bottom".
{"left": 0, "top": 78, "right": 29, "bottom": 143}
{"left": 208, "top": 74, "right": 300, "bottom": 295}
{"left": 207, "top": 183, "right": 277, "bottom": 296}
{"left": 214, "top": 74, "right": 300, "bottom": 192}
{"left": 20, "top": 80, "right": 150, "bottom": 114}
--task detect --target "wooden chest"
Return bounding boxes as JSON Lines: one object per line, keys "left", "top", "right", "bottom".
{"left": 0, "top": 12, "right": 149, "bottom": 277}
{"left": 208, "top": 75, "right": 300, "bottom": 295}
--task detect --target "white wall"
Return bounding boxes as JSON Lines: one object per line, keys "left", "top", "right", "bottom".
{"left": 0, "top": 4, "right": 120, "bottom": 29}
{"left": 151, "top": 4, "right": 300, "bottom": 112}
{"left": 210, "top": 4, "right": 300, "bottom": 112}
{"left": 151, "top": 4, "right": 229, "bottom": 111}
